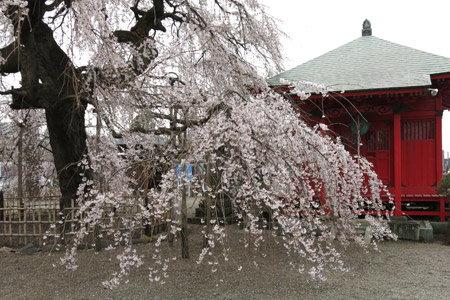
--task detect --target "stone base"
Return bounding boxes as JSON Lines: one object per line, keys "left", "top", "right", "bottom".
{"left": 388, "top": 220, "right": 433, "bottom": 242}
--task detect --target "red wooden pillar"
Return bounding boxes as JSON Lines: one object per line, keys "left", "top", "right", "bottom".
{"left": 436, "top": 95, "right": 444, "bottom": 221}
{"left": 394, "top": 113, "right": 402, "bottom": 217}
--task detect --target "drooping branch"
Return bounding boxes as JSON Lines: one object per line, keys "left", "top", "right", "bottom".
{"left": 149, "top": 102, "right": 229, "bottom": 126}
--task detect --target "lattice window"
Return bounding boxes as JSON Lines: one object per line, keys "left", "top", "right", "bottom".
{"left": 365, "top": 130, "right": 389, "bottom": 151}
{"left": 401, "top": 120, "right": 435, "bottom": 140}
{"left": 341, "top": 131, "right": 358, "bottom": 152}
{"left": 366, "top": 131, "right": 376, "bottom": 151}
{"left": 377, "top": 130, "right": 389, "bottom": 150}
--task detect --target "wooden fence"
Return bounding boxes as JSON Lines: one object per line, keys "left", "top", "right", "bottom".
{"left": 0, "top": 193, "right": 167, "bottom": 247}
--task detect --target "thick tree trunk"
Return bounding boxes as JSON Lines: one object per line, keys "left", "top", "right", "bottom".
{"left": 0, "top": 2, "right": 92, "bottom": 212}
{"left": 45, "top": 102, "right": 91, "bottom": 212}
{"left": 2, "top": 0, "right": 162, "bottom": 215}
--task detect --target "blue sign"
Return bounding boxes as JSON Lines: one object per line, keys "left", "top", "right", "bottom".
{"left": 175, "top": 165, "right": 193, "bottom": 181}
{"left": 186, "top": 165, "right": 193, "bottom": 181}
{"left": 175, "top": 165, "right": 182, "bottom": 181}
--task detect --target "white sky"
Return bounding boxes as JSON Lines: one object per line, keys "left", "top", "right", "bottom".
{"left": 260, "top": 0, "right": 450, "bottom": 156}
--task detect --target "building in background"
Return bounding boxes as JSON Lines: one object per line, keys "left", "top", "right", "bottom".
{"left": 269, "top": 20, "right": 450, "bottom": 220}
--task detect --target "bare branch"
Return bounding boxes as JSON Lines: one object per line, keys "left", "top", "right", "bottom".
{"left": 38, "top": 143, "right": 53, "bottom": 154}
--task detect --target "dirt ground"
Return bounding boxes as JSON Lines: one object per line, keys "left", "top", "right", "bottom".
{"left": 1, "top": 225, "right": 450, "bottom": 300}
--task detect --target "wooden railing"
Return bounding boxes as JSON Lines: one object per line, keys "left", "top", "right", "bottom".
{"left": 0, "top": 194, "right": 168, "bottom": 247}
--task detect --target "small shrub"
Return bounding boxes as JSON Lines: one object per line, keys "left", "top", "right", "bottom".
{"left": 437, "top": 172, "right": 450, "bottom": 198}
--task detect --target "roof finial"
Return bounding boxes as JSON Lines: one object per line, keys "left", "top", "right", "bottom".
{"left": 362, "top": 19, "right": 372, "bottom": 36}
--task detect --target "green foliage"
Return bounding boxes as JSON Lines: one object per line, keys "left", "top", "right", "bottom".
{"left": 437, "top": 172, "right": 450, "bottom": 198}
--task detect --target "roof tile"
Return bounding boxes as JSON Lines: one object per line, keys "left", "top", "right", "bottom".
{"left": 268, "top": 36, "right": 450, "bottom": 92}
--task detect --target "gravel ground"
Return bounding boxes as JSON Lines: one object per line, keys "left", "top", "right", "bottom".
{"left": 1, "top": 225, "right": 450, "bottom": 300}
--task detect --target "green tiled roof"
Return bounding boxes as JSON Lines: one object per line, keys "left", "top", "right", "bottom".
{"left": 268, "top": 35, "right": 450, "bottom": 93}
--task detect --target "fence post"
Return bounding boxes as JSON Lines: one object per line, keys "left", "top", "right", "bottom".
{"left": 18, "top": 124, "right": 24, "bottom": 217}
{"left": 0, "top": 191, "right": 3, "bottom": 220}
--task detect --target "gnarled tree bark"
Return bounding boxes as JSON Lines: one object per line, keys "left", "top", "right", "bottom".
{"left": 1, "top": 1, "right": 90, "bottom": 211}
{"left": 0, "top": 0, "right": 172, "bottom": 212}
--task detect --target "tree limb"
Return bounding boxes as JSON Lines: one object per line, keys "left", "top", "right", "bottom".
{"left": 3, "top": 84, "right": 61, "bottom": 110}
{"left": 44, "top": 0, "right": 65, "bottom": 11}
{"left": 0, "top": 89, "right": 27, "bottom": 96}
{"left": 0, "top": 42, "right": 20, "bottom": 74}
{"left": 163, "top": 12, "right": 184, "bottom": 23}
{"left": 114, "top": 0, "right": 172, "bottom": 44}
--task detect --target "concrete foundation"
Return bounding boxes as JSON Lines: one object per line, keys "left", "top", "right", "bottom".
{"left": 388, "top": 220, "right": 433, "bottom": 243}
{"left": 430, "top": 222, "right": 450, "bottom": 235}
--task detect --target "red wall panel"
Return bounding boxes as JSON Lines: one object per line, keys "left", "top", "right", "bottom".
{"left": 401, "top": 119, "right": 436, "bottom": 187}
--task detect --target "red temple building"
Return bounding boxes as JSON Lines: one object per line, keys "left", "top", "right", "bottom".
{"left": 269, "top": 20, "right": 450, "bottom": 221}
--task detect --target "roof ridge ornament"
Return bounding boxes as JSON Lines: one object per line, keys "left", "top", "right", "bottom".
{"left": 362, "top": 19, "right": 372, "bottom": 36}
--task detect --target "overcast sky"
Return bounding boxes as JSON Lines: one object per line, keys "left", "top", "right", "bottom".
{"left": 260, "top": 0, "right": 450, "bottom": 155}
